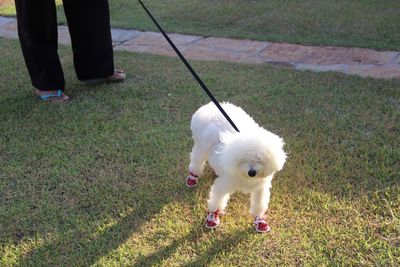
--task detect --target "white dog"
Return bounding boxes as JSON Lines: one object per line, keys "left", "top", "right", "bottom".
{"left": 186, "top": 102, "right": 286, "bottom": 233}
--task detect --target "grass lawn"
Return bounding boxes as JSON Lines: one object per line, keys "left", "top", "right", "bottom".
{"left": 0, "top": 37, "right": 399, "bottom": 266}
{"left": 1, "top": 0, "right": 400, "bottom": 50}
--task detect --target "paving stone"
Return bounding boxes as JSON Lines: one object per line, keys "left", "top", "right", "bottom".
{"left": 0, "top": 30, "right": 17, "bottom": 39}
{"left": 193, "top": 37, "right": 268, "bottom": 54}
{"left": 0, "top": 16, "right": 14, "bottom": 25}
{"left": 116, "top": 43, "right": 153, "bottom": 53}
{"left": 0, "top": 20, "right": 17, "bottom": 31}
{"left": 167, "top": 33, "right": 203, "bottom": 45}
{"left": 110, "top": 31, "right": 159, "bottom": 48}
{"left": 302, "top": 46, "right": 398, "bottom": 65}
{"left": 260, "top": 43, "right": 315, "bottom": 63}
{"left": 0, "top": 14, "right": 399, "bottom": 80}
{"left": 120, "top": 31, "right": 203, "bottom": 56}
{"left": 114, "top": 32, "right": 155, "bottom": 53}
{"left": 179, "top": 45, "right": 257, "bottom": 63}
{"left": 58, "top": 26, "right": 71, "bottom": 45}
{"left": 0, "top": 20, "right": 18, "bottom": 38}
{"left": 120, "top": 41, "right": 266, "bottom": 64}
{"left": 123, "top": 31, "right": 202, "bottom": 47}
{"left": 111, "top": 28, "right": 142, "bottom": 43}
{"left": 347, "top": 65, "right": 400, "bottom": 79}
{"left": 394, "top": 53, "right": 400, "bottom": 64}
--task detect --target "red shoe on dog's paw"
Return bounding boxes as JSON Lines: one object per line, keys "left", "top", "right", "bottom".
{"left": 254, "top": 216, "right": 271, "bottom": 233}
{"left": 205, "top": 210, "right": 220, "bottom": 229}
{"left": 186, "top": 172, "right": 198, "bottom": 188}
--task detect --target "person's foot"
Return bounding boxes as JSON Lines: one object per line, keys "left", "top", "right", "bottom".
{"left": 108, "top": 69, "right": 126, "bottom": 82}
{"left": 81, "top": 69, "right": 126, "bottom": 84}
{"left": 36, "top": 89, "right": 70, "bottom": 103}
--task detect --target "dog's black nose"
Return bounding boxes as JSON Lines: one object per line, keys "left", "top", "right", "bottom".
{"left": 248, "top": 169, "right": 257, "bottom": 177}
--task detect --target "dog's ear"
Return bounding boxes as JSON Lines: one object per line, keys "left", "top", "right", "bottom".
{"left": 270, "top": 140, "right": 287, "bottom": 172}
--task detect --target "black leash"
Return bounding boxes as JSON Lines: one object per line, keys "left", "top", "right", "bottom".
{"left": 137, "top": 0, "right": 240, "bottom": 132}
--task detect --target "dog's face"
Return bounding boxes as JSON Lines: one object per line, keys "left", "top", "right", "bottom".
{"left": 220, "top": 130, "right": 286, "bottom": 179}
{"left": 237, "top": 150, "right": 273, "bottom": 179}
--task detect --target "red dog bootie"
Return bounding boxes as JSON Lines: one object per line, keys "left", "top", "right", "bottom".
{"left": 205, "top": 210, "right": 221, "bottom": 229}
{"left": 186, "top": 172, "right": 198, "bottom": 188}
{"left": 254, "top": 216, "right": 271, "bottom": 233}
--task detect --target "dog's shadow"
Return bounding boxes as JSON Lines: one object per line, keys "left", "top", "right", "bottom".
{"left": 16, "top": 176, "right": 179, "bottom": 266}
{"left": 130, "top": 168, "right": 250, "bottom": 266}
{"left": 133, "top": 223, "right": 252, "bottom": 267}
{"left": 19, "top": 173, "right": 248, "bottom": 266}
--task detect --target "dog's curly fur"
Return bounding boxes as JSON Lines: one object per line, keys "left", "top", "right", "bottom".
{"left": 188, "top": 102, "right": 286, "bottom": 223}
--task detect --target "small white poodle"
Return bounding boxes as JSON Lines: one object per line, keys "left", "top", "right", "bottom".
{"left": 186, "top": 102, "right": 286, "bottom": 233}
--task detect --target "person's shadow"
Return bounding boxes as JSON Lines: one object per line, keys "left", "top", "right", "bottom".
{"left": 14, "top": 164, "right": 251, "bottom": 266}
{"left": 14, "top": 168, "right": 188, "bottom": 266}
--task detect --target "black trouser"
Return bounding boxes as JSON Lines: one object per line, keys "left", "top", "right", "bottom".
{"left": 14, "top": 0, "right": 114, "bottom": 91}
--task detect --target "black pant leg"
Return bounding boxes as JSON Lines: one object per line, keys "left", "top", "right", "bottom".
{"left": 14, "top": 0, "right": 65, "bottom": 91}
{"left": 62, "top": 0, "right": 114, "bottom": 80}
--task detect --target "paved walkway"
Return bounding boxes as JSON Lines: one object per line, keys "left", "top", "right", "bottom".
{"left": 1, "top": 16, "right": 399, "bottom": 79}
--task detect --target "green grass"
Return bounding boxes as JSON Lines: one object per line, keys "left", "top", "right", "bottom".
{"left": 1, "top": 0, "right": 400, "bottom": 50}
{"left": 0, "top": 37, "right": 399, "bottom": 266}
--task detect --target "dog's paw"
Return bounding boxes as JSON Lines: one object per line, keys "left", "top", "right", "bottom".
{"left": 254, "top": 216, "right": 271, "bottom": 233}
{"left": 205, "top": 210, "right": 221, "bottom": 229}
{"left": 186, "top": 172, "right": 198, "bottom": 188}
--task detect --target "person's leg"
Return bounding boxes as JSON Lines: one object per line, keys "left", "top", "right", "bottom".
{"left": 14, "top": 0, "right": 66, "bottom": 92}
{"left": 62, "top": 0, "right": 116, "bottom": 80}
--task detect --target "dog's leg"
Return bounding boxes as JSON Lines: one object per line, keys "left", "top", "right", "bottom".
{"left": 208, "top": 177, "right": 232, "bottom": 211}
{"left": 250, "top": 187, "right": 271, "bottom": 218}
{"left": 189, "top": 143, "right": 208, "bottom": 176}
{"left": 186, "top": 142, "right": 210, "bottom": 187}
{"left": 250, "top": 187, "right": 271, "bottom": 233}
{"left": 205, "top": 177, "right": 232, "bottom": 228}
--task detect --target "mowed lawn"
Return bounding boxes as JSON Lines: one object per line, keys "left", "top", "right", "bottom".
{"left": 1, "top": 0, "right": 400, "bottom": 50}
{"left": 0, "top": 37, "right": 399, "bottom": 266}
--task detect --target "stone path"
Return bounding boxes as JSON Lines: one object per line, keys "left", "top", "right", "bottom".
{"left": 1, "top": 16, "right": 400, "bottom": 79}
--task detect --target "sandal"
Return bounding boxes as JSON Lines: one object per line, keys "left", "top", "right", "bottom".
{"left": 82, "top": 69, "right": 126, "bottom": 84}
{"left": 36, "top": 89, "right": 70, "bottom": 103}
